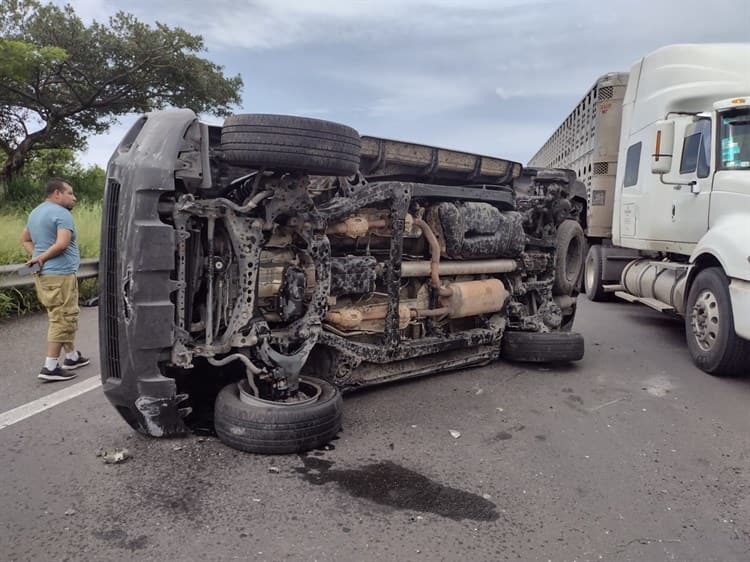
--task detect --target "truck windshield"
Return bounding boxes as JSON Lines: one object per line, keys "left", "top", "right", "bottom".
{"left": 719, "top": 108, "right": 750, "bottom": 170}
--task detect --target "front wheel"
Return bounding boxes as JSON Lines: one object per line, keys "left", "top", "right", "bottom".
{"left": 214, "top": 376, "right": 343, "bottom": 454}
{"left": 685, "top": 268, "right": 750, "bottom": 376}
{"left": 584, "top": 244, "right": 610, "bottom": 302}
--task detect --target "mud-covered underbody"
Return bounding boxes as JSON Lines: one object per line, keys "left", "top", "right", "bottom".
{"left": 100, "top": 110, "right": 582, "bottom": 448}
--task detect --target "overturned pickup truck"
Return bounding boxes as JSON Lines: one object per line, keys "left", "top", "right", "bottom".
{"left": 100, "top": 110, "right": 585, "bottom": 454}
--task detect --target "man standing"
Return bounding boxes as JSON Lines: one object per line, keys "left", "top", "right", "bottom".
{"left": 20, "top": 178, "right": 89, "bottom": 382}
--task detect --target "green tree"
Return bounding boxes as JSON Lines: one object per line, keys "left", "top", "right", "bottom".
{"left": 23, "top": 147, "right": 79, "bottom": 180}
{"left": 0, "top": 0, "right": 243, "bottom": 180}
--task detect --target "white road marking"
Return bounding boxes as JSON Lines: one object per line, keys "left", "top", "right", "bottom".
{"left": 0, "top": 376, "right": 102, "bottom": 431}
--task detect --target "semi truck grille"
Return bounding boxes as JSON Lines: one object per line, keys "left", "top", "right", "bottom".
{"left": 598, "top": 86, "right": 614, "bottom": 101}
{"left": 102, "top": 179, "right": 122, "bottom": 380}
{"left": 593, "top": 162, "right": 610, "bottom": 175}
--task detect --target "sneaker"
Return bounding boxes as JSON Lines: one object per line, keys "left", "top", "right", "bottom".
{"left": 62, "top": 354, "right": 90, "bottom": 370}
{"left": 38, "top": 366, "right": 78, "bottom": 382}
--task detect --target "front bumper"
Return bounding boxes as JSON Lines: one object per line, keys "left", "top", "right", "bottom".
{"left": 99, "top": 109, "right": 199, "bottom": 436}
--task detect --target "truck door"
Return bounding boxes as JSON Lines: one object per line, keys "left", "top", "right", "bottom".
{"left": 668, "top": 118, "right": 712, "bottom": 243}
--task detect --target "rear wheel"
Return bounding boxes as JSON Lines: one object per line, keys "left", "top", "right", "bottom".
{"left": 500, "top": 331, "right": 584, "bottom": 363}
{"left": 221, "top": 114, "right": 361, "bottom": 176}
{"left": 214, "top": 376, "right": 343, "bottom": 454}
{"left": 685, "top": 268, "right": 750, "bottom": 376}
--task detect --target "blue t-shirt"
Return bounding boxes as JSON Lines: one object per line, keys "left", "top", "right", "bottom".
{"left": 26, "top": 201, "right": 80, "bottom": 275}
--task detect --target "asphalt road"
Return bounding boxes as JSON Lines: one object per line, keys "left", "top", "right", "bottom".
{"left": 1, "top": 298, "right": 749, "bottom": 562}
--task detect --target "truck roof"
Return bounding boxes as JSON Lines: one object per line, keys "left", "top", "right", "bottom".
{"left": 527, "top": 72, "right": 628, "bottom": 170}
{"left": 626, "top": 43, "right": 750, "bottom": 133}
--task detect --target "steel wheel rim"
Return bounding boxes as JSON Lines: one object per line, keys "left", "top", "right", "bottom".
{"left": 690, "top": 289, "right": 720, "bottom": 352}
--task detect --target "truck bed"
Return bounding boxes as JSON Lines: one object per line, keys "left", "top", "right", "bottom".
{"left": 360, "top": 135, "right": 522, "bottom": 186}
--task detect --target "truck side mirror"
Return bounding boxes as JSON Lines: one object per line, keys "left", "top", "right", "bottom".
{"left": 651, "top": 120, "right": 674, "bottom": 174}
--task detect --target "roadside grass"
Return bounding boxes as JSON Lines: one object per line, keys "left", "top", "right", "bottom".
{"left": 0, "top": 278, "right": 99, "bottom": 319}
{"left": 0, "top": 287, "right": 42, "bottom": 318}
{"left": 70, "top": 201, "right": 102, "bottom": 259}
{"left": 0, "top": 214, "right": 27, "bottom": 264}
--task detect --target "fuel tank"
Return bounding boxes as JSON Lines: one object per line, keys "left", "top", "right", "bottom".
{"left": 621, "top": 259, "right": 689, "bottom": 313}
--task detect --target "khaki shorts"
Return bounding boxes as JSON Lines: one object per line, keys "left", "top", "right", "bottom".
{"left": 34, "top": 274, "right": 79, "bottom": 344}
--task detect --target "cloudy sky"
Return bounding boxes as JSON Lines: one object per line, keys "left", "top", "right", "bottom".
{"left": 56, "top": 0, "right": 750, "bottom": 168}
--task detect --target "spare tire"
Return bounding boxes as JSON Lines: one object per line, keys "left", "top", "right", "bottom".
{"left": 221, "top": 114, "right": 361, "bottom": 176}
{"left": 214, "top": 376, "right": 343, "bottom": 454}
{"left": 500, "top": 331, "right": 584, "bottom": 363}
{"left": 553, "top": 220, "right": 585, "bottom": 295}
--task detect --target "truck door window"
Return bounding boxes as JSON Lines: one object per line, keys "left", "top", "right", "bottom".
{"left": 679, "top": 119, "right": 711, "bottom": 177}
{"left": 719, "top": 108, "right": 750, "bottom": 170}
{"left": 623, "top": 142, "right": 641, "bottom": 187}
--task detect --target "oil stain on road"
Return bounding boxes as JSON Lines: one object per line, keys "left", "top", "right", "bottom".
{"left": 295, "top": 455, "right": 498, "bottom": 521}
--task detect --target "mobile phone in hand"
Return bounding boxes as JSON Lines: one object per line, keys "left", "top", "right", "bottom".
{"left": 17, "top": 262, "right": 41, "bottom": 276}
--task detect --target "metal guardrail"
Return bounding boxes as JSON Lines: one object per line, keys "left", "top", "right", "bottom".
{"left": 0, "top": 258, "right": 99, "bottom": 289}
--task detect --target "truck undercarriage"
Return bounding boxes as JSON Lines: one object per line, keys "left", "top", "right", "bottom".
{"left": 100, "top": 110, "right": 584, "bottom": 453}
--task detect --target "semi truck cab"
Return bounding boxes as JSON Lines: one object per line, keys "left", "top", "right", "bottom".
{"left": 530, "top": 43, "right": 750, "bottom": 376}
{"left": 612, "top": 44, "right": 750, "bottom": 375}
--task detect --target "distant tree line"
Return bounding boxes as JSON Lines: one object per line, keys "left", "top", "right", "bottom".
{"left": 0, "top": 0, "right": 243, "bottom": 183}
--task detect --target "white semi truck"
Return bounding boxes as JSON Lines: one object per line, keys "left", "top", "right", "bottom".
{"left": 529, "top": 43, "right": 750, "bottom": 376}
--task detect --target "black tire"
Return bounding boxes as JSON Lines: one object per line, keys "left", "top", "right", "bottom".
{"left": 221, "top": 114, "right": 361, "bottom": 176}
{"left": 501, "top": 331, "right": 584, "bottom": 363}
{"left": 584, "top": 244, "right": 610, "bottom": 302}
{"left": 214, "top": 376, "right": 343, "bottom": 454}
{"left": 553, "top": 220, "right": 586, "bottom": 295}
{"left": 685, "top": 268, "right": 750, "bottom": 376}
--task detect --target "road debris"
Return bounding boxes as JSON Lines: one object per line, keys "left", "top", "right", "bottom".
{"left": 449, "top": 430, "right": 461, "bottom": 439}
{"left": 613, "top": 537, "right": 682, "bottom": 553}
{"left": 100, "top": 449, "right": 131, "bottom": 464}
{"left": 64, "top": 509, "right": 76, "bottom": 516}
{"left": 268, "top": 466, "right": 281, "bottom": 474}
{"left": 588, "top": 397, "right": 627, "bottom": 412}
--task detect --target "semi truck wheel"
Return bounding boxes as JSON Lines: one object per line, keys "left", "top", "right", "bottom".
{"left": 214, "top": 376, "right": 343, "bottom": 454}
{"left": 685, "top": 268, "right": 750, "bottom": 376}
{"left": 584, "top": 244, "right": 609, "bottom": 302}
{"left": 221, "top": 114, "right": 361, "bottom": 176}
{"left": 553, "top": 220, "right": 585, "bottom": 295}
{"left": 500, "top": 331, "right": 584, "bottom": 363}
